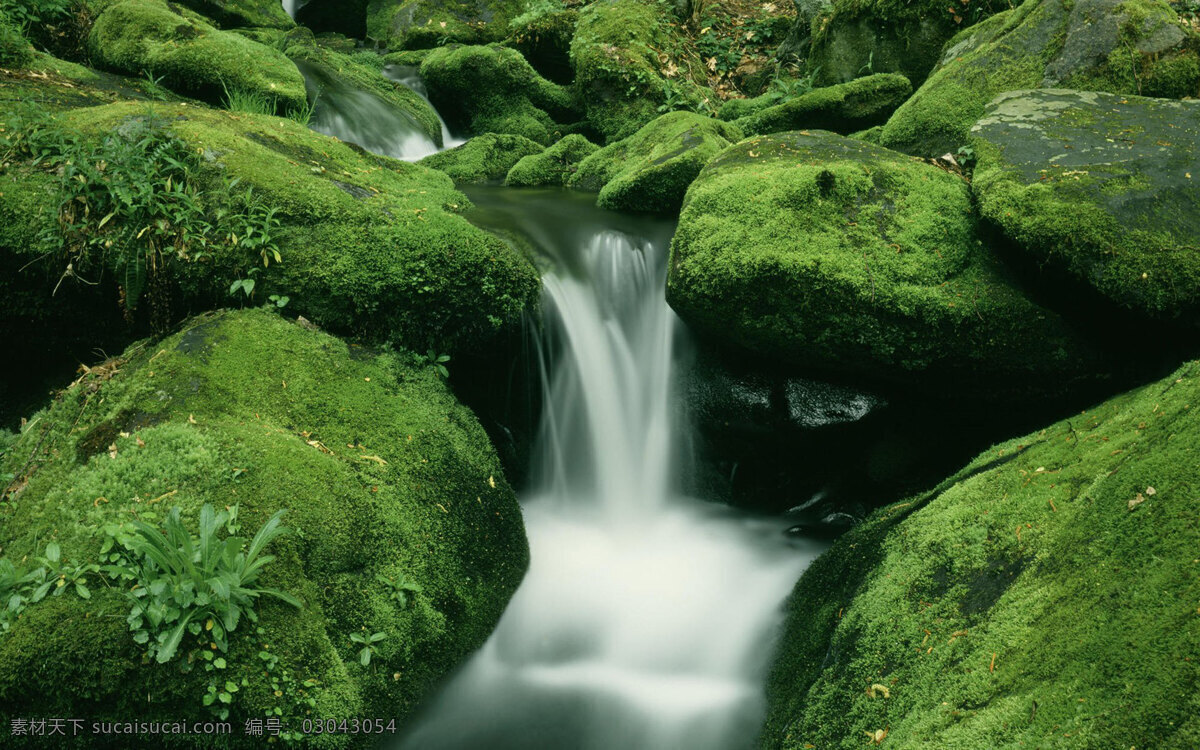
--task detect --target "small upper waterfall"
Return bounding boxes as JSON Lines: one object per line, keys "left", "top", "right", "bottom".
{"left": 394, "top": 188, "right": 826, "bottom": 749}
{"left": 296, "top": 60, "right": 445, "bottom": 162}
{"left": 383, "top": 65, "right": 466, "bottom": 151}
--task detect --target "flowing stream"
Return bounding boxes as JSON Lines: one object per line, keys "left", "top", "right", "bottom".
{"left": 305, "top": 67, "right": 828, "bottom": 745}
{"left": 393, "top": 189, "right": 827, "bottom": 749}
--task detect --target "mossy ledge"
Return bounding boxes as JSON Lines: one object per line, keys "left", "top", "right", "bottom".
{"left": 763, "top": 359, "right": 1200, "bottom": 749}
{"left": 0, "top": 308, "right": 529, "bottom": 748}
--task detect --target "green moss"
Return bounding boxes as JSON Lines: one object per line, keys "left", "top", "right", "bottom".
{"left": 366, "top": 0, "right": 523, "bottom": 49}
{"left": 87, "top": 0, "right": 307, "bottom": 112}
{"left": 418, "top": 132, "right": 544, "bottom": 183}
{"left": 382, "top": 48, "right": 433, "bottom": 67}
{"left": 285, "top": 40, "right": 442, "bottom": 145}
{"left": 509, "top": 5, "right": 577, "bottom": 84}
{"left": 805, "top": 0, "right": 1009, "bottom": 86}
{"left": 0, "top": 308, "right": 529, "bottom": 747}
{"left": 175, "top": 0, "right": 294, "bottom": 29}
{"left": 568, "top": 111, "right": 742, "bottom": 214}
{"left": 970, "top": 89, "right": 1200, "bottom": 321}
{"left": 0, "top": 9, "right": 32, "bottom": 68}
{"left": 666, "top": 130, "right": 1101, "bottom": 398}
{"left": 735, "top": 73, "right": 912, "bottom": 136}
{"left": 570, "top": 0, "right": 712, "bottom": 142}
{"left": 879, "top": 0, "right": 1200, "bottom": 157}
{"left": 3, "top": 98, "right": 540, "bottom": 355}
{"left": 763, "top": 360, "right": 1200, "bottom": 749}
{"left": 504, "top": 133, "right": 599, "bottom": 187}
{"left": 419, "top": 43, "right": 578, "bottom": 145}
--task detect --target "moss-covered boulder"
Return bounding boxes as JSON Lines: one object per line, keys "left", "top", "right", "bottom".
{"left": 366, "top": 0, "right": 522, "bottom": 49}
{"left": 419, "top": 44, "right": 577, "bottom": 145}
{"left": 666, "top": 130, "right": 1101, "bottom": 398}
{"left": 509, "top": 4, "right": 577, "bottom": 84}
{"left": 571, "top": 0, "right": 711, "bottom": 142}
{"left": 733, "top": 73, "right": 912, "bottom": 136}
{"left": 284, "top": 39, "right": 442, "bottom": 146}
{"left": 568, "top": 111, "right": 742, "bottom": 214}
{"left": 0, "top": 308, "right": 528, "bottom": 746}
{"left": 879, "top": 0, "right": 1200, "bottom": 157}
{"left": 970, "top": 89, "right": 1200, "bottom": 323}
{"left": 762, "top": 359, "right": 1200, "bottom": 749}
{"left": 175, "top": 0, "right": 294, "bottom": 29}
{"left": 1, "top": 99, "right": 540, "bottom": 355}
{"left": 418, "top": 132, "right": 544, "bottom": 183}
{"left": 88, "top": 0, "right": 307, "bottom": 112}
{"left": 504, "top": 133, "right": 599, "bottom": 187}
{"left": 803, "top": 0, "right": 1010, "bottom": 86}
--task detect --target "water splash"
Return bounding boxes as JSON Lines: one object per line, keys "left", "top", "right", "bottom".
{"left": 395, "top": 191, "right": 825, "bottom": 749}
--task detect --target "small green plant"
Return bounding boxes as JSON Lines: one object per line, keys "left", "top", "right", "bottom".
{"left": 34, "top": 541, "right": 97, "bottom": 600}
{"left": 415, "top": 349, "right": 450, "bottom": 379}
{"left": 141, "top": 69, "right": 171, "bottom": 101}
{"left": 350, "top": 629, "right": 387, "bottom": 666}
{"left": 268, "top": 294, "right": 289, "bottom": 308}
{"left": 0, "top": 559, "right": 41, "bottom": 634}
{"left": 286, "top": 96, "right": 318, "bottom": 126}
{"left": 117, "top": 504, "right": 302, "bottom": 664}
{"left": 376, "top": 572, "right": 421, "bottom": 608}
{"left": 956, "top": 144, "right": 977, "bottom": 169}
{"left": 858, "top": 50, "right": 875, "bottom": 76}
{"left": 221, "top": 80, "right": 274, "bottom": 116}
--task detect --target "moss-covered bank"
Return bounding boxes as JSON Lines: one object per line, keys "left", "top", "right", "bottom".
{"left": 763, "top": 359, "right": 1200, "bottom": 749}
{"left": 0, "top": 95, "right": 540, "bottom": 356}
{"left": 733, "top": 73, "right": 911, "bottom": 136}
{"left": 0, "top": 308, "right": 528, "bottom": 747}
{"left": 504, "top": 133, "right": 599, "bottom": 187}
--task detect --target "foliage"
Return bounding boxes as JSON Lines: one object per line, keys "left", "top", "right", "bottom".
{"left": 349, "top": 629, "right": 387, "bottom": 666}
{"left": 221, "top": 81, "right": 274, "bottom": 117}
{"left": 415, "top": 349, "right": 451, "bottom": 379}
{"left": 0, "top": 8, "right": 32, "bottom": 67}
{"left": 510, "top": 0, "right": 564, "bottom": 29}
{"left": 111, "top": 504, "right": 301, "bottom": 664}
{"left": 376, "top": 572, "right": 422, "bottom": 608}
{"left": 3, "top": 103, "right": 284, "bottom": 323}
{"left": 0, "top": 542, "right": 95, "bottom": 635}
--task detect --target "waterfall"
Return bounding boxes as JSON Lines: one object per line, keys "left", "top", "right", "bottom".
{"left": 394, "top": 189, "right": 826, "bottom": 749}
{"left": 382, "top": 65, "right": 466, "bottom": 151}
{"left": 295, "top": 60, "right": 444, "bottom": 162}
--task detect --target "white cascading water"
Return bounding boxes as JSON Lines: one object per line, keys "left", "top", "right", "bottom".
{"left": 396, "top": 222, "right": 826, "bottom": 748}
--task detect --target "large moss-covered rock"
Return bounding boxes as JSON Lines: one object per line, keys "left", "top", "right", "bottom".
{"left": 804, "top": 0, "right": 1009, "bottom": 86}
{"left": 666, "top": 130, "right": 1100, "bottom": 397}
{"left": 419, "top": 44, "right": 577, "bottom": 145}
{"left": 879, "top": 0, "right": 1200, "bottom": 157}
{"left": 1, "top": 99, "right": 540, "bottom": 355}
{"left": 504, "top": 133, "right": 599, "bottom": 187}
{"left": 762, "top": 359, "right": 1200, "bottom": 749}
{"left": 571, "top": 0, "right": 711, "bottom": 142}
{"left": 568, "top": 111, "right": 742, "bottom": 214}
{"left": 971, "top": 89, "right": 1200, "bottom": 323}
{"left": 0, "top": 308, "right": 529, "bottom": 746}
{"left": 418, "top": 132, "right": 544, "bottom": 183}
{"left": 175, "top": 0, "right": 294, "bottom": 29}
{"left": 88, "top": 0, "right": 307, "bottom": 112}
{"left": 366, "top": 0, "right": 522, "bottom": 49}
{"left": 733, "top": 73, "right": 912, "bottom": 136}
